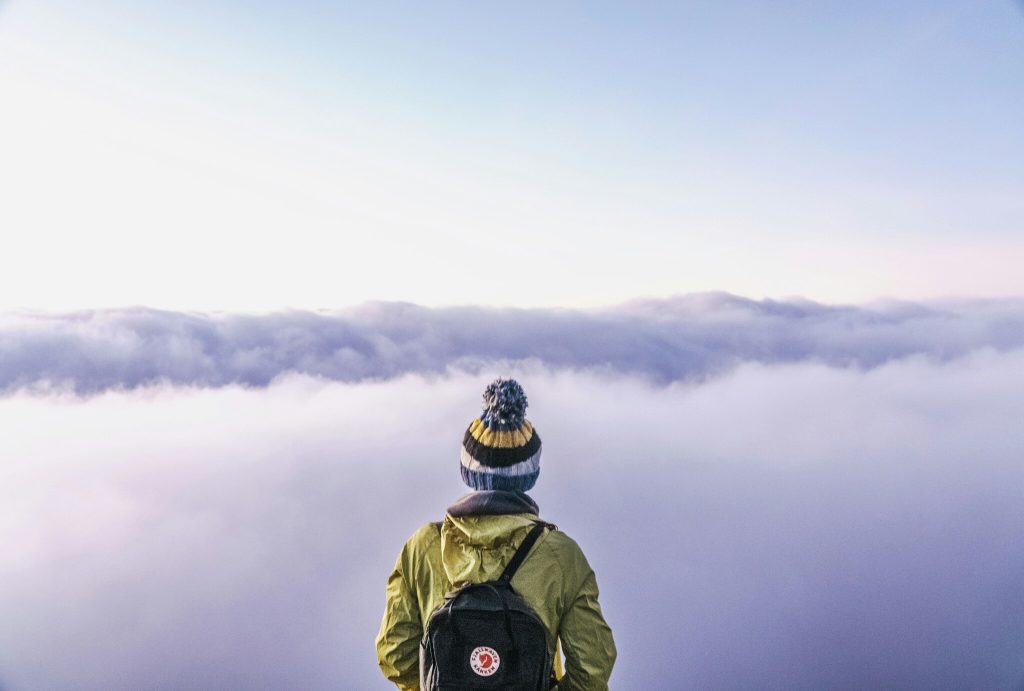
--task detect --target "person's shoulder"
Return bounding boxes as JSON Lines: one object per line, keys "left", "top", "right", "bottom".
{"left": 539, "top": 523, "right": 587, "bottom": 560}
{"left": 406, "top": 520, "right": 444, "bottom": 555}
{"left": 395, "top": 521, "right": 442, "bottom": 571}
{"left": 406, "top": 521, "right": 442, "bottom": 548}
{"left": 536, "top": 523, "right": 597, "bottom": 592}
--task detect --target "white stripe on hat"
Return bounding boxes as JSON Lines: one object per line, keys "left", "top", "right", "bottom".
{"left": 460, "top": 446, "right": 541, "bottom": 476}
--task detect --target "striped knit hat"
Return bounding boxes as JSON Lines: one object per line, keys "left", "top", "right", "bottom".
{"left": 460, "top": 378, "right": 542, "bottom": 491}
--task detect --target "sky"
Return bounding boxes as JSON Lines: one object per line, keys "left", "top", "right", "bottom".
{"left": 1, "top": 0, "right": 1023, "bottom": 311}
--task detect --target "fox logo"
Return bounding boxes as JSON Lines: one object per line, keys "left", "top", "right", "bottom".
{"left": 469, "top": 646, "right": 500, "bottom": 676}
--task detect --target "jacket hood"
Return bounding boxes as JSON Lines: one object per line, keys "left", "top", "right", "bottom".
{"left": 440, "top": 491, "right": 541, "bottom": 585}
{"left": 446, "top": 489, "right": 539, "bottom": 518}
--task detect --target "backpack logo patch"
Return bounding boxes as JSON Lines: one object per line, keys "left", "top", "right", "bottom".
{"left": 469, "top": 646, "right": 500, "bottom": 676}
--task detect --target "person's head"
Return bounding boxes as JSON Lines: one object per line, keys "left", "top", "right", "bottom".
{"left": 460, "top": 378, "right": 542, "bottom": 492}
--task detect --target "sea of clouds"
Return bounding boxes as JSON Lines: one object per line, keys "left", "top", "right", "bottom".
{"left": 1, "top": 295, "right": 1022, "bottom": 689}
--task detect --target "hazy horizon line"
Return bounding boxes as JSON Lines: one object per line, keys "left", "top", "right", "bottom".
{"left": 5, "top": 289, "right": 1024, "bottom": 319}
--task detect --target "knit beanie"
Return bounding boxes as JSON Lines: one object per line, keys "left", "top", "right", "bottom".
{"left": 460, "top": 378, "right": 542, "bottom": 492}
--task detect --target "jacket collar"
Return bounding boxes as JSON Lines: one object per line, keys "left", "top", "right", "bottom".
{"left": 446, "top": 490, "right": 539, "bottom": 517}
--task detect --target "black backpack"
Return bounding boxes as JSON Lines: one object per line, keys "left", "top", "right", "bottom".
{"left": 420, "top": 521, "right": 555, "bottom": 690}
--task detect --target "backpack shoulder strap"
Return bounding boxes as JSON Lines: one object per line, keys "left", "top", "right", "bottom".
{"left": 499, "top": 522, "right": 547, "bottom": 583}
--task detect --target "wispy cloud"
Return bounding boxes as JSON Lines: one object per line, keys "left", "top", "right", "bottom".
{"left": 3, "top": 293, "right": 1022, "bottom": 395}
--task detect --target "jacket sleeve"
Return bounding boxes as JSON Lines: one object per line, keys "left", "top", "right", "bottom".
{"left": 557, "top": 558, "right": 617, "bottom": 691}
{"left": 375, "top": 539, "right": 422, "bottom": 691}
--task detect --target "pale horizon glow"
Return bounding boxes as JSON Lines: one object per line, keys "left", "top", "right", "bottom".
{"left": 2, "top": 0, "right": 1023, "bottom": 311}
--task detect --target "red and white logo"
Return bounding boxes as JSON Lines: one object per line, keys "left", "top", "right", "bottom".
{"left": 469, "top": 646, "right": 500, "bottom": 677}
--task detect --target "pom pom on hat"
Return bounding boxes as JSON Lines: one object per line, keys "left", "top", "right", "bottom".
{"left": 481, "top": 378, "right": 529, "bottom": 429}
{"left": 460, "top": 377, "right": 542, "bottom": 492}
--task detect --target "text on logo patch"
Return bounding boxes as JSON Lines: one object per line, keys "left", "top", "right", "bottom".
{"left": 469, "top": 646, "right": 500, "bottom": 676}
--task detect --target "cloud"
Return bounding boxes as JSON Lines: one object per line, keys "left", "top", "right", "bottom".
{"left": 1, "top": 355, "right": 1023, "bottom": 689}
{"left": 2, "top": 293, "right": 1023, "bottom": 395}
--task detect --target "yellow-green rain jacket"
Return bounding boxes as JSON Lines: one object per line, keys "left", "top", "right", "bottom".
{"left": 375, "top": 507, "right": 616, "bottom": 690}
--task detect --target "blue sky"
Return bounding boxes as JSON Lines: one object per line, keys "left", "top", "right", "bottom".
{"left": 1, "top": 0, "right": 1022, "bottom": 308}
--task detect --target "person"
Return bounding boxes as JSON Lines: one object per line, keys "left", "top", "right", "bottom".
{"left": 375, "top": 378, "right": 617, "bottom": 690}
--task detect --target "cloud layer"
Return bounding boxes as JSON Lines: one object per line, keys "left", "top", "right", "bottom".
{"left": 1, "top": 354, "right": 1023, "bottom": 689}
{"left": 3, "top": 293, "right": 1023, "bottom": 395}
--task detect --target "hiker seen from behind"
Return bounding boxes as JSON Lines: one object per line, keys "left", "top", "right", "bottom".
{"left": 375, "top": 378, "right": 617, "bottom": 690}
